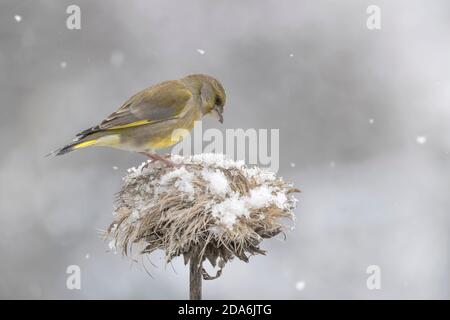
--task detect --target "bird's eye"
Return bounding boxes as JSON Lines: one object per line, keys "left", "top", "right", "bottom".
{"left": 215, "top": 97, "right": 222, "bottom": 105}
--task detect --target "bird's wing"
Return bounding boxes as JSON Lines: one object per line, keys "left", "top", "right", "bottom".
{"left": 76, "top": 81, "right": 192, "bottom": 137}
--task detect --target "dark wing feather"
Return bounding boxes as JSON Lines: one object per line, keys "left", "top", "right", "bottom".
{"left": 76, "top": 81, "right": 192, "bottom": 139}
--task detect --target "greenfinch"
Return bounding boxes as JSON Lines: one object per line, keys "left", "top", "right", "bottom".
{"left": 51, "top": 74, "right": 226, "bottom": 162}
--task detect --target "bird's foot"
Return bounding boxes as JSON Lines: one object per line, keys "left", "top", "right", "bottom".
{"left": 141, "top": 152, "right": 177, "bottom": 168}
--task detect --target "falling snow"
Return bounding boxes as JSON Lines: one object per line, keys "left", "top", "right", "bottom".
{"left": 295, "top": 281, "right": 306, "bottom": 291}
{"left": 416, "top": 136, "right": 427, "bottom": 145}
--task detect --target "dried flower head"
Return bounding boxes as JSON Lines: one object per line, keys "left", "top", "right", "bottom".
{"left": 106, "top": 154, "right": 299, "bottom": 278}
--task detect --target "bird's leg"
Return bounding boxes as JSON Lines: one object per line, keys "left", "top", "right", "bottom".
{"left": 140, "top": 152, "right": 176, "bottom": 167}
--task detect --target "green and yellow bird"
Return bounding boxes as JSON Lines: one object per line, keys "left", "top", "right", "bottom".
{"left": 52, "top": 74, "right": 226, "bottom": 162}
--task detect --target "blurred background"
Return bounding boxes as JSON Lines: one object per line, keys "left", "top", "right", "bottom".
{"left": 1, "top": 0, "right": 449, "bottom": 299}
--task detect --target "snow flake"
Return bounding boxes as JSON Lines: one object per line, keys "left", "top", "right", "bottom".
{"left": 416, "top": 136, "right": 427, "bottom": 145}
{"left": 295, "top": 281, "right": 306, "bottom": 291}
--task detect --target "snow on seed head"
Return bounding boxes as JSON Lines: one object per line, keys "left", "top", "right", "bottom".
{"left": 201, "top": 169, "right": 230, "bottom": 196}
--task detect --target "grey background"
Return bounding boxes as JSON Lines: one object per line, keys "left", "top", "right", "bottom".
{"left": 0, "top": 0, "right": 449, "bottom": 299}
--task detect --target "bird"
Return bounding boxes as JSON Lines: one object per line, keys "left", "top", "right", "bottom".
{"left": 50, "top": 74, "right": 226, "bottom": 164}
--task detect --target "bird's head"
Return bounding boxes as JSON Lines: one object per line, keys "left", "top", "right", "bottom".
{"left": 184, "top": 74, "right": 226, "bottom": 123}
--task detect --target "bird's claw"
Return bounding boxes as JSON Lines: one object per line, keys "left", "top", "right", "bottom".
{"left": 140, "top": 153, "right": 179, "bottom": 169}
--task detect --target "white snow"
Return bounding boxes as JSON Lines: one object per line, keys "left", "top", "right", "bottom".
{"left": 108, "top": 240, "right": 117, "bottom": 254}
{"left": 247, "top": 186, "right": 276, "bottom": 208}
{"left": 14, "top": 15, "right": 22, "bottom": 22}
{"left": 211, "top": 193, "right": 250, "bottom": 227}
{"left": 369, "top": 118, "right": 374, "bottom": 124}
{"left": 159, "top": 167, "right": 195, "bottom": 194}
{"left": 244, "top": 166, "right": 276, "bottom": 184}
{"left": 290, "top": 162, "right": 296, "bottom": 168}
{"left": 289, "top": 53, "right": 294, "bottom": 57}
{"left": 171, "top": 153, "right": 245, "bottom": 169}
{"left": 211, "top": 185, "right": 290, "bottom": 228}
{"left": 416, "top": 136, "right": 427, "bottom": 145}
{"left": 274, "top": 192, "right": 288, "bottom": 208}
{"left": 60, "top": 61, "right": 67, "bottom": 69}
{"left": 123, "top": 153, "right": 298, "bottom": 229}
{"left": 201, "top": 169, "right": 230, "bottom": 196}
{"left": 247, "top": 186, "right": 288, "bottom": 209}
{"left": 196, "top": 48, "right": 206, "bottom": 55}
{"left": 125, "top": 160, "right": 151, "bottom": 179}
{"left": 295, "top": 281, "right": 306, "bottom": 291}
{"left": 112, "top": 166, "right": 119, "bottom": 170}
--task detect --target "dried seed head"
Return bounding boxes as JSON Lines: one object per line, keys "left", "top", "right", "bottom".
{"left": 105, "top": 154, "right": 299, "bottom": 276}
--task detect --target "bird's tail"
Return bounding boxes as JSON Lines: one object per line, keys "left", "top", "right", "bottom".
{"left": 46, "top": 138, "right": 99, "bottom": 157}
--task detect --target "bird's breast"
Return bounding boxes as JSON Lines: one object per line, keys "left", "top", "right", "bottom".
{"left": 143, "top": 107, "right": 201, "bottom": 150}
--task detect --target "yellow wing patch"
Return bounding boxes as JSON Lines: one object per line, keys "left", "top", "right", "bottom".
{"left": 108, "top": 120, "right": 151, "bottom": 130}
{"left": 73, "top": 140, "right": 98, "bottom": 149}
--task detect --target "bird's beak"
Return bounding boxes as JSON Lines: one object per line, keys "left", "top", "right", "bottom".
{"left": 211, "top": 106, "right": 223, "bottom": 123}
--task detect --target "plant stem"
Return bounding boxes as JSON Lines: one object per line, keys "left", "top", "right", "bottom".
{"left": 189, "top": 248, "right": 202, "bottom": 300}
